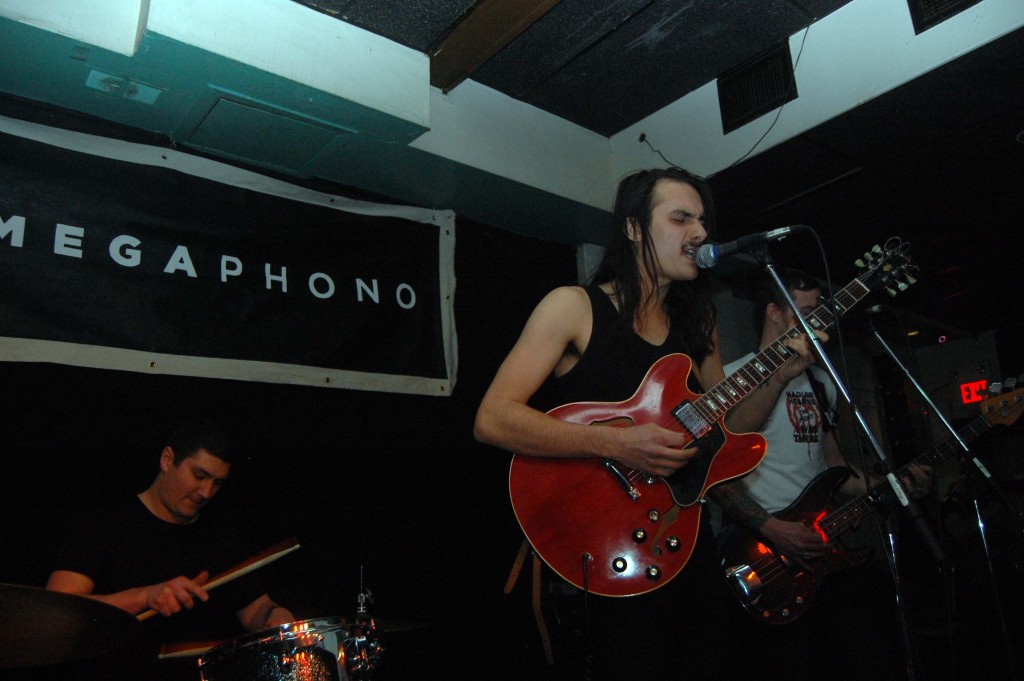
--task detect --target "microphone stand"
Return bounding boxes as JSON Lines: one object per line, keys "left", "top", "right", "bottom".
{"left": 870, "top": 324, "right": 1020, "bottom": 681}
{"left": 761, "top": 258, "right": 929, "bottom": 681}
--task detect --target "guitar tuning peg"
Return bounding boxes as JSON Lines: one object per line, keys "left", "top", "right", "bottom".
{"left": 871, "top": 245, "right": 883, "bottom": 256}
{"left": 896, "top": 281, "right": 909, "bottom": 292}
{"left": 1005, "top": 377, "right": 1018, "bottom": 390}
{"left": 886, "top": 287, "right": 898, "bottom": 297}
{"left": 854, "top": 258, "right": 865, "bottom": 269}
{"left": 904, "top": 272, "right": 917, "bottom": 285}
{"left": 989, "top": 381, "right": 1003, "bottom": 394}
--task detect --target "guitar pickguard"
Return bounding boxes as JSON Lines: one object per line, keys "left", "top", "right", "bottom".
{"left": 665, "top": 417, "right": 726, "bottom": 507}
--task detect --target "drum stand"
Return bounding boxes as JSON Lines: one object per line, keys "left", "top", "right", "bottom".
{"left": 348, "top": 566, "right": 384, "bottom": 680}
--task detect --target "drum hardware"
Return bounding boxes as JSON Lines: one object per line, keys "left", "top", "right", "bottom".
{"left": 345, "top": 566, "right": 384, "bottom": 678}
{"left": 197, "top": 566, "right": 383, "bottom": 680}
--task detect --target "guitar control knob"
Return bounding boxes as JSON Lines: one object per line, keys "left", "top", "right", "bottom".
{"left": 632, "top": 528, "right": 648, "bottom": 543}
{"left": 645, "top": 565, "right": 661, "bottom": 581}
{"left": 612, "top": 557, "right": 628, "bottom": 573}
{"left": 665, "top": 536, "right": 681, "bottom": 552}
{"left": 647, "top": 510, "right": 660, "bottom": 522}
{"left": 795, "top": 596, "right": 804, "bottom": 605}
{"left": 781, "top": 608, "right": 791, "bottom": 618}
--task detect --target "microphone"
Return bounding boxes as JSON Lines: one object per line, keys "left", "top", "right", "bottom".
{"left": 695, "top": 225, "right": 805, "bottom": 269}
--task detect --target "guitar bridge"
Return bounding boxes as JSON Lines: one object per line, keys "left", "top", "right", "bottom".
{"left": 725, "top": 563, "right": 762, "bottom": 605}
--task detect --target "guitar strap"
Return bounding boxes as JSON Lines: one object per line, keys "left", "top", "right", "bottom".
{"left": 805, "top": 368, "right": 836, "bottom": 433}
{"left": 504, "top": 537, "right": 555, "bottom": 665}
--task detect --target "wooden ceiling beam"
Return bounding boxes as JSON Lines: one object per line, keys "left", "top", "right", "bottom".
{"left": 430, "top": 0, "right": 561, "bottom": 93}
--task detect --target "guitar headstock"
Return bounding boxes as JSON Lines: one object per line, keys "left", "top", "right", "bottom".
{"left": 854, "top": 237, "right": 918, "bottom": 298}
{"left": 980, "top": 385, "right": 1024, "bottom": 427}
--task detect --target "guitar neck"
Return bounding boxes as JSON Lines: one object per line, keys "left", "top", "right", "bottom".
{"left": 820, "top": 415, "right": 993, "bottom": 539}
{"left": 693, "top": 277, "right": 870, "bottom": 422}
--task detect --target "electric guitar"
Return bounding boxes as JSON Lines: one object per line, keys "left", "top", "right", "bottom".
{"left": 720, "top": 385, "right": 1024, "bottom": 624}
{"left": 509, "top": 238, "right": 915, "bottom": 597}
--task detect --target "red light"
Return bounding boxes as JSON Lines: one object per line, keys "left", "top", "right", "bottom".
{"left": 810, "top": 512, "right": 829, "bottom": 542}
{"left": 959, "top": 380, "right": 987, "bottom": 404}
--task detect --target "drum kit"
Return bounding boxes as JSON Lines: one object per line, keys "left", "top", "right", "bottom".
{"left": 1, "top": 582, "right": 391, "bottom": 681}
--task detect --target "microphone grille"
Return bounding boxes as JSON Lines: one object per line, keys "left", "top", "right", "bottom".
{"left": 695, "top": 244, "right": 717, "bottom": 269}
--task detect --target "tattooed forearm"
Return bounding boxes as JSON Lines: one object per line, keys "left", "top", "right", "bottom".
{"left": 710, "top": 482, "right": 771, "bottom": 531}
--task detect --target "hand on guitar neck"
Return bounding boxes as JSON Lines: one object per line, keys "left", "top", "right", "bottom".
{"left": 722, "top": 385, "right": 1022, "bottom": 625}
{"left": 738, "top": 459, "right": 933, "bottom": 568}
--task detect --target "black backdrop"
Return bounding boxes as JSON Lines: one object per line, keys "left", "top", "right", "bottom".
{"left": 1, "top": 217, "right": 577, "bottom": 679}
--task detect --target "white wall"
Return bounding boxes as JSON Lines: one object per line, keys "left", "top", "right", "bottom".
{"left": 610, "top": 0, "right": 1024, "bottom": 179}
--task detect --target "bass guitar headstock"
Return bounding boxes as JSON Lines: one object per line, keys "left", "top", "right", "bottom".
{"left": 854, "top": 237, "right": 918, "bottom": 298}
{"left": 980, "top": 383, "right": 1024, "bottom": 428}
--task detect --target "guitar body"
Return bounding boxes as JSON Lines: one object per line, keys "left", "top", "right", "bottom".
{"left": 719, "top": 467, "right": 871, "bottom": 624}
{"left": 509, "top": 354, "right": 767, "bottom": 597}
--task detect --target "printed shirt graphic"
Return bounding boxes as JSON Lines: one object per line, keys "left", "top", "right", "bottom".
{"left": 787, "top": 390, "right": 822, "bottom": 448}
{"left": 723, "top": 353, "right": 835, "bottom": 513}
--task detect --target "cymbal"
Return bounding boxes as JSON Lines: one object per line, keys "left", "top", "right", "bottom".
{"left": 0, "top": 583, "right": 141, "bottom": 668}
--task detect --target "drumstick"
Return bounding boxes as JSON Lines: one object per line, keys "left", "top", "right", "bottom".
{"left": 157, "top": 640, "right": 220, "bottom": 659}
{"left": 137, "top": 536, "right": 300, "bottom": 622}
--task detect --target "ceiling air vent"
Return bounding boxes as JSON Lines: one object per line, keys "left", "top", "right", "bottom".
{"left": 717, "top": 41, "right": 797, "bottom": 135}
{"left": 907, "top": 0, "right": 984, "bottom": 34}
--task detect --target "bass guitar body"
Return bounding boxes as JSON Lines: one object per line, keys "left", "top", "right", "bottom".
{"left": 509, "top": 354, "right": 766, "bottom": 597}
{"left": 719, "top": 467, "right": 870, "bottom": 624}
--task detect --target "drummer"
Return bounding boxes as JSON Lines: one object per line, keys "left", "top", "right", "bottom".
{"left": 46, "top": 418, "right": 295, "bottom": 644}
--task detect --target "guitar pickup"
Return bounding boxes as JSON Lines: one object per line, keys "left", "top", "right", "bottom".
{"left": 672, "top": 402, "right": 712, "bottom": 438}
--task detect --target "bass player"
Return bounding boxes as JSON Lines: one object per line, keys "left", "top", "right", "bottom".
{"left": 713, "top": 267, "right": 933, "bottom": 681}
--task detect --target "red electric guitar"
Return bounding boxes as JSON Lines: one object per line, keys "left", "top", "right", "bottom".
{"left": 720, "top": 384, "right": 1024, "bottom": 624}
{"left": 508, "top": 238, "right": 916, "bottom": 597}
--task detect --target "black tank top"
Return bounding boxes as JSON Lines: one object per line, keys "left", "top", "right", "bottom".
{"left": 546, "top": 286, "right": 728, "bottom": 679}
{"left": 556, "top": 285, "right": 705, "bottom": 404}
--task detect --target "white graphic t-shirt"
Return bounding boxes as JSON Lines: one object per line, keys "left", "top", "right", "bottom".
{"left": 724, "top": 352, "right": 837, "bottom": 513}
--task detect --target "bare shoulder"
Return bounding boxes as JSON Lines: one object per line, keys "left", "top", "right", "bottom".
{"left": 538, "top": 285, "right": 590, "bottom": 310}
{"left": 525, "top": 286, "right": 590, "bottom": 330}
{"left": 503, "top": 286, "right": 594, "bottom": 367}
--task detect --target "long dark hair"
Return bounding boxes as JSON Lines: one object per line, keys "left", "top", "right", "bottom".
{"left": 591, "top": 167, "right": 718, "bottom": 359}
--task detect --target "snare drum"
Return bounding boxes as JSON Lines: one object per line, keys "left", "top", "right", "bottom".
{"left": 198, "top": 616, "right": 382, "bottom": 681}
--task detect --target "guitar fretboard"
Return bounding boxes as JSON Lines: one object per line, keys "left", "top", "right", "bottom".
{"left": 691, "top": 277, "right": 870, "bottom": 425}
{"left": 819, "top": 416, "right": 993, "bottom": 538}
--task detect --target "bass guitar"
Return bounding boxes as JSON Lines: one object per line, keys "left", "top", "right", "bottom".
{"left": 509, "top": 238, "right": 915, "bottom": 596}
{"left": 720, "top": 385, "right": 1024, "bottom": 624}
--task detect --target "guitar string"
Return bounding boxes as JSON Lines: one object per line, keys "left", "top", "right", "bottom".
{"left": 618, "top": 280, "right": 866, "bottom": 488}
{"left": 744, "top": 416, "right": 996, "bottom": 584}
{"left": 611, "top": 262, "right": 889, "bottom": 495}
{"left": 741, "top": 416, "right": 996, "bottom": 592}
{"left": 817, "top": 418, "right": 991, "bottom": 536}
